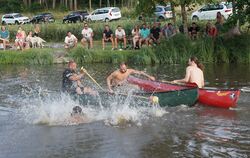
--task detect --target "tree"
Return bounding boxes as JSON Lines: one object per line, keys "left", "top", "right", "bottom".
{"left": 89, "top": 0, "right": 92, "bottom": 10}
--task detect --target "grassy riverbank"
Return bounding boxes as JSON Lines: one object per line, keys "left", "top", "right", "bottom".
{"left": 0, "top": 33, "right": 249, "bottom": 65}
{"left": 69, "top": 34, "right": 250, "bottom": 64}
{"left": 0, "top": 48, "right": 54, "bottom": 64}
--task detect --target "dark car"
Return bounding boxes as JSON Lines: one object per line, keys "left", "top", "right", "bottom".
{"left": 30, "top": 13, "right": 55, "bottom": 24}
{"left": 63, "top": 11, "right": 89, "bottom": 23}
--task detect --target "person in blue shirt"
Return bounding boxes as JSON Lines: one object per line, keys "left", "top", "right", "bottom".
{"left": 0, "top": 26, "right": 10, "bottom": 50}
{"left": 139, "top": 23, "right": 150, "bottom": 48}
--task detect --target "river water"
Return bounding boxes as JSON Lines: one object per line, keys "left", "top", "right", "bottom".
{"left": 0, "top": 63, "right": 249, "bottom": 158}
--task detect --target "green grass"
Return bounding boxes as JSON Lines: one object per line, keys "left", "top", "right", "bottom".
{"left": 0, "top": 48, "right": 54, "bottom": 64}
{"left": 0, "top": 33, "right": 249, "bottom": 65}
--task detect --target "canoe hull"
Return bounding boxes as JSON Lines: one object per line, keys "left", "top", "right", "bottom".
{"left": 128, "top": 77, "right": 199, "bottom": 107}
{"left": 198, "top": 88, "right": 240, "bottom": 108}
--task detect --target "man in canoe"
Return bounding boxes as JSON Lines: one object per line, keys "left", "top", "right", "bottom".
{"left": 62, "top": 60, "right": 96, "bottom": 95}
{"left": 107, "top": 62, "right": 155, "bottom": 93}
{"left": 173, "top": 56, "right": 205, "bottom": 88}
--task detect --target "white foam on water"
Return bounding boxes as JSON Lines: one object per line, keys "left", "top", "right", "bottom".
{"left": 18, "top": 86, "right": 168, "bottom": 127}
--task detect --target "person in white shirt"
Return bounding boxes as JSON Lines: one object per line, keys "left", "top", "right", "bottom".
{"left": 64, "top": 31, "right": 78, "bottom": 49}
{"left": 115, "top": 25, "right": 126, "bottom": 50}
{"left": 81, "top": 23, "right": 93, "bottom": 49}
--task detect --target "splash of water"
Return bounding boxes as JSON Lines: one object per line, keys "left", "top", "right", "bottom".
{"left": 18, "top": 86, "right": 168, "bottom": 127}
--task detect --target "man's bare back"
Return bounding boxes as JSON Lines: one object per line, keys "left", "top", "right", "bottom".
{"left": 173, "top": 57, "right": 204, "bottom": 88}
{"left": 185, "top": 66, "right": 204, "bottom": 88}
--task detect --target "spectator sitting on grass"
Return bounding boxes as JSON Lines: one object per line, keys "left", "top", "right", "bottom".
{"left": 215, "top": 12, "right": 224, "bottom": 34}
{"left": 205, "top": 22, "right": 217, "bottom": 38}
{"left": 34, "top": 24, "right": 40, "bottom": 37}
{"left": 15, "top": 26, "right": 27, "bottom": 51}
{"left": 162, "top": 23, "right": 176, "bottom": 40}
{"left": 81, "top": 23, "right": 93, "bottom": 49}
{"left": 0, "top": 26, "right": 10, "bottom": 50}
{"left": 150, "top": 23, "right": 162, "bottom": 45}
{"left": 131, "top": 25, "right": 140, "bottom": 49}
{"left": 139, "top": 23, "right": 150, "bottom": 48}
{"left": 26, "top": 31, "right": 33, "bottom": 48}
{"left": 102, "top": 25, "right": 114, "bottom": 50}
{"left": 188, "top": 22, "right": 200, "bottom": 40}
{"left": 115, "top": 25, "right": 126, "bottom": 50}
{"left": 65, "top": 31, "right": 78, "bottom": 49}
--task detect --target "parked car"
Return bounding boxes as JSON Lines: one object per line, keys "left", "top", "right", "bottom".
{"left": 30, "top": 13, "right": 55, "bottom": 24}
{"left": 1, "top": 13, "right": 30, "bottom": 25}
{"left": 191, "top": 2, "right": 232, "bottom": 21}
{"left": 86, "top": 7, "right": 121, "bottom": 22}
{"left": 63, "top": 11, "right": 89, "bottom": 23}
{"left": 139, "top": 5, "right": 172, "bottom": 20}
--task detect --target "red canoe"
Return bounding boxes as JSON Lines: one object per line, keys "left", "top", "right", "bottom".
{"left": 198, "top": 88, "right": 240, "bottom": 108}
{"left": 128, "top": 77, "right": 240, "bottom": 108}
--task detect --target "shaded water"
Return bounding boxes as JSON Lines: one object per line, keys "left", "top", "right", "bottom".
{"left": 0, "top": 63, "right": 249, "bottom": 158}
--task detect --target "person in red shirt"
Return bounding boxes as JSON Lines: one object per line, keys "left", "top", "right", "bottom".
{"left": 205, "top": 22, "right": 217, "bottom": 38}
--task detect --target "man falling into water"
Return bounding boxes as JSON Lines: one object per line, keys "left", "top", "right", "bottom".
{"left": 107, "top": 62, "right": 155, "bottom": 93}
{"left": 173, "top": 56, "right": 205, "bottom": 88}
{"left": 62, "top": 60, "right": 96, "bottom": 95}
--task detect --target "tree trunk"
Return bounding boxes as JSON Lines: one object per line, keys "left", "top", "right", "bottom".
{"left": 121, "top": 0, "right": 123, "bottom": 8}
{"left": 69, "top": 0, "right": 73, "bottom": 10}
{"left": 44, "top": 0, "right": 48, "bottom": 9}
{"left": 89, "top": 0, "right": 92, "bottom": 11}
{"left": 114, "top": 0, "right": 116, "bottom": 7}
{"left": 181, "top": 3, "right": 188, "bottom": 35}
{"left": 65, "top": 0, "right": 68, "bottom": 9}
{"left": 23, "top": 0, "right": 27, "bottom": 6}
{"left": 107, "top": 0, "right": 110, "bottom": 7}
{"left": 28, "top": 0, "right": 31, "bottom": 6}
{"left": 170, "top": 1, "right": 176, "bottom": 25}
{"left": 232, "top": 0, "right": 236, "bottom": 15}
{"left": 99, "top": 0, "right": 102, "bottom": 8}
{"left": 74, "top": 0, "right": 77, "bottom": 10}
{"left": 53, "top": 0, "right": 56, "bottom": 9}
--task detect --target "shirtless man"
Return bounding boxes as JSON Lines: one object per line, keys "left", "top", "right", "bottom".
{"left": 107, "top": 62, "right": 155, "bottom": 93}
{"left": 173, "top": 56, "right": 205, "bottom": 88}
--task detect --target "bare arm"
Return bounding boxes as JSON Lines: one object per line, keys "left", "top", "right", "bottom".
{"left": 107, "top": 72, "right": 115, "bottom": 92}
{"left": 201, "top": 73, "right": 205, "bottom": 87}
{"left": 174, "top": 67, "right": 191, "bottom": 83}
{"left": 69, "top": 73, "right": 84, "bottom": 81}
{"left": 130, "top": 69, "right": 155, "bottom": 81}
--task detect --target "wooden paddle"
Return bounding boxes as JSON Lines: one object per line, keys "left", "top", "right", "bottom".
{"left": 80, "top": 67, "right": 159, "bottom": 104}
{"left": 161, "top": 80, "right": 198, "bottom": 87}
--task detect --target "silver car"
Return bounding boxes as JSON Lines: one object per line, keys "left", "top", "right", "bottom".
{"left": 1, "top": 13, "right": 30, "bottom": 25}
{"left": 155, "top": 5, "right": 173, "bottom": 20}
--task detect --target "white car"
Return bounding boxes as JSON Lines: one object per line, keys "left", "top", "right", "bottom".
{"left": 155, "top": 5, "right": 172, "bottom": 20}
{"left": 86, "top": 7, "right": 121, "bottom": 22}
{"left": 191, "top": 2, "right": 232, "bottom": 21}
{"left": 1, "top": 13, "right": 30, "bottom": 25}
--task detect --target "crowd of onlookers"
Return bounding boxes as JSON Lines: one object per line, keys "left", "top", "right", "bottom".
{"left": 0, "top": 12, "right": 225, "bottom": 51}
{"left": 0, "top": 24, "right": 42, "bottom": 51}
{"left": 64, "top": 12, "right": 224, "bottom": 50}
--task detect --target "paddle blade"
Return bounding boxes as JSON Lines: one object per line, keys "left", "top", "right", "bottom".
{"left": 80, "top": 67, "right": 86, "bottom": 74}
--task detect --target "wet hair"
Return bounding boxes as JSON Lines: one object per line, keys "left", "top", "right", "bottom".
{"left": 67, "top": 31, "right": 71, "bottom": 34}
{"left": 120, "top": 62, "right": 127, "bottom": 66}
{"left": 117, "top": 25, "right": 121, "bottom": 28}
{"left": 72, "top": 106, "right": 82, "bottom": 114}
{"left": 68, "top": 60, "right": 75, "bottom": 67}
{"left": 190, "top": 56, "right": 204, "bottom": 71}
